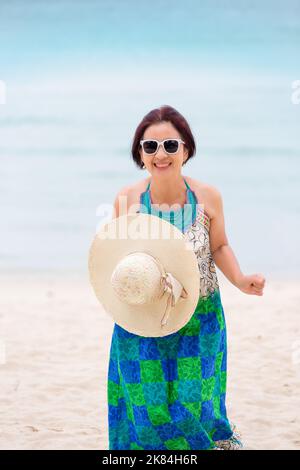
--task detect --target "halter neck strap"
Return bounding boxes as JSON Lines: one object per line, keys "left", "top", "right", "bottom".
{"left": 146, "top": 178, "right": 190, "bottom": 191}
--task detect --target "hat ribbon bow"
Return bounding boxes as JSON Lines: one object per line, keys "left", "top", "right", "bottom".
{"left": 159, "top": 272, "right": 187, "bottom": 328}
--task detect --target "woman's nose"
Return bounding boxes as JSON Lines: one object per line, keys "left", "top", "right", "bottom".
{"left": 155, "top": 144, "right": 167, "bottom": 157}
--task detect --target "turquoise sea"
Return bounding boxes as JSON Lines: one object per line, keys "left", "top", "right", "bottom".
{"left": 0, "top": 0, "right": 299, "bottom": 278}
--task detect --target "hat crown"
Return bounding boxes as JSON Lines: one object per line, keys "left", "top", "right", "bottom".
{"left": 110, "top": 252, "right": 163, "bottom": 305}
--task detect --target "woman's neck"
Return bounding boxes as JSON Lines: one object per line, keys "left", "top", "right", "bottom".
{"left": 149, "top": 174, "right": 187, "bottom": 208}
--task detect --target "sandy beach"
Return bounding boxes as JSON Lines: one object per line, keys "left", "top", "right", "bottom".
{"left": 0, "top": 270, "right": 299, "bottom": 450}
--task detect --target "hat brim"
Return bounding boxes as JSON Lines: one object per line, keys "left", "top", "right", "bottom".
{"left": 88, "top": 213, "right": 200, "bottom": 337}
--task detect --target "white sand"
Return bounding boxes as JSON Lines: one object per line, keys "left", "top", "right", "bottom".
{"left": 0, "top": 270, "right": 299, "bottom": 450}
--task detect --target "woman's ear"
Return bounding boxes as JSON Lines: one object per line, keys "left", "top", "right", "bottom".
{"left": 139, "top": 148, "right": 144, "bottom": 167}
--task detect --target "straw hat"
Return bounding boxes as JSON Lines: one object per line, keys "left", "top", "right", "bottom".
{"left": 88, "top": 212, "right": 200, "bottom": 337}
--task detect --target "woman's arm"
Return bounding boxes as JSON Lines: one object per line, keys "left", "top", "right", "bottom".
{"left": 208, "top": 186, "right": 265, "bottom": 296}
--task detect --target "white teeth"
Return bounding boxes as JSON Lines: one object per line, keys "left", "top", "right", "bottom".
{"left": 155, "top": 163, "right": 171, "bottom": 167}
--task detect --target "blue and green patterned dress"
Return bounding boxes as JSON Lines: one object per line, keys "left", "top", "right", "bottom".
{"left": 107, "top": 178, "right": 243, "bottom": 450}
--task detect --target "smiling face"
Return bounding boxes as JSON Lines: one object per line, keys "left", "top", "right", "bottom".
{"left": 139, "top": 121, "right": 188, "bottom": 176}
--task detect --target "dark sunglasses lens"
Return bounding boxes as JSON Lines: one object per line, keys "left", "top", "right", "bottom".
{"left": 164, "top": 140, "right": 179, "bottom": 153}
{"left": 143, "top": 141, "right": 158, "bottom": 154}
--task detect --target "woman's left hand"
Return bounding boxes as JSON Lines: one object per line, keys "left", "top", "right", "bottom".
{"left": 236, "top": 273, "right": 266, "bottom": 296}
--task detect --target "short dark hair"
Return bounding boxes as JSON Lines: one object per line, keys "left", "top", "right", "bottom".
{"left": 131, "top": 105, "right": 196, "bottom": 169}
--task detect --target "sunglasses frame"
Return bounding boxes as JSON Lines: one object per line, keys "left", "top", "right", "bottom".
{"left": 140, "top": 138, "right": 185, "bottom": 155}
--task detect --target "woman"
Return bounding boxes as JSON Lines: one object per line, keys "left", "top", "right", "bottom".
{"left": 107, "top": 105, "right": 265, "bottom": 450}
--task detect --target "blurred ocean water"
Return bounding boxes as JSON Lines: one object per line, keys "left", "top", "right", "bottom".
{"left": 0, "top": 0, "right": 299, "bottom": 278}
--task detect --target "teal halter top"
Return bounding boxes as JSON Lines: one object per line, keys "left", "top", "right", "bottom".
{"left": 138, "top": 178, "right": 198, "bottom": 233}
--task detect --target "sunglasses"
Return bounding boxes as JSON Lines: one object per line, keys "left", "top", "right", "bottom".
{"left": 140, "top": 138, "right": 185, "bottom": 155}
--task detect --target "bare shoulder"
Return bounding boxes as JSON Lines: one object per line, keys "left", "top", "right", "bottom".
{"left": 113, "top": 177, "right": 150, "bottom": 217}
{"left": 127, "top": 177, "right": 151, "bottom": 206}
{"left": 184, "top": 175, "right": 223, "bottom": 219}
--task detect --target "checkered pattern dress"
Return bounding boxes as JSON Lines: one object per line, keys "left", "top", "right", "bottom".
{"left": 107, "top": 179, "right": 243, "bottom": 450}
